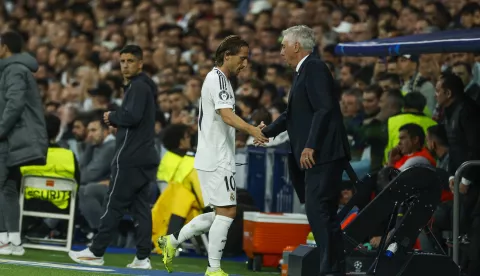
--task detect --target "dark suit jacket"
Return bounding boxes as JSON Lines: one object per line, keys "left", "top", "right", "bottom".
{"left": 262, "top": 55, "right": 350, "bottom": 201}
{"left": 263, "top": 54, "right": 350, "bottom": 166}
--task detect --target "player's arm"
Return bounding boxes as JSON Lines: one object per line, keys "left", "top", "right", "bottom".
{"left": 209, "top": 75, "right": 267, "bottom": 142}
{"left": 218, "top": 108, "right": 257, "bottom": 134}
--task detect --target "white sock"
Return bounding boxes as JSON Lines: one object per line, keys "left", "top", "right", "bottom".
{"left": 8, "top": 232, "right": 21, "bottom": 246}
{"left": 207, "top": 215, "right": 234, "bottom": 272}
{"left": 0, "top": 232, "right": 7, "bottom": 244}
{"left": 170, "top": 212, "right": 215, "bottom": 248}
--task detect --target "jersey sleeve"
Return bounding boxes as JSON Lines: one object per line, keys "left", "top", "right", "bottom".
{"left": 207, "top": 73, "right": 234, "bottom": 110}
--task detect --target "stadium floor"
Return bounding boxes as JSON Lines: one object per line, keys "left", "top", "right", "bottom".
{"left": 0, "top": 248, "right": 278, "bottom": 276}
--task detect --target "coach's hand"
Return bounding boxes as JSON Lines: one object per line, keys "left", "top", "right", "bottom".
{"left": 103, "top": 111, "right": 111, "bottom": 126}
{"left": 300, "top": 148, "right": 315, "bottom": 169}
{"left": 258, "top": 121, "right": 266, "bottom": 130}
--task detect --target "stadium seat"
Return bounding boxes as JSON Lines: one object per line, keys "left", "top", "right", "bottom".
{"left": 19, "top": 175, "right": 77, "bottom": 252}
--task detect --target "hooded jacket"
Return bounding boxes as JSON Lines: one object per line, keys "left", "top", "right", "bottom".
{"left": 0, "top": 53, "right": 48, "bottom": 167}
{"left": 108, "top": 72, "right": 159, "bottom": 170}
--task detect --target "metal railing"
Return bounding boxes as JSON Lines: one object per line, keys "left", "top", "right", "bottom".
{"left": 453, "top": 160, "right": 480, "bottom": 265}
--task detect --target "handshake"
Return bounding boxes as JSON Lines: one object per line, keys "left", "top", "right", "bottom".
{"left": 250, "top": 121, "right": 269, "bottom": 147}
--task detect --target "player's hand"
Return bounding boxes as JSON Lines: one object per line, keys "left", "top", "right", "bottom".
{"left": 253, "top": 122, "right": 268, "bottom": 146}
{"left": 300, "top": 148, "right": 315, "bottom": 169}
{"left": 103, "top": 111, "right": 111, "bottom": 126}
{"left": 249, "top": 125, "right": 269, "bottom": 146}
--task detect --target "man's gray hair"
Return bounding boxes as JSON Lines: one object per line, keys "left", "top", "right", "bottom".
{"left": 282, "top": 25, "right": 316, "bottom": 51}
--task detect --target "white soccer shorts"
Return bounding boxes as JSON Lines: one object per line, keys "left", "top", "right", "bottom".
{"left": 197, "top": 167, "right": 237, "bottom": 207}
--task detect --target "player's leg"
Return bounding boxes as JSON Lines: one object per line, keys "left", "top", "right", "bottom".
{"left": 205, "top": 168, "right": 237, "bottom": 275}
{"left": 158, "top": 169, "right": 216, "bottom": 272}
{"left": 127, "top": 172, "right": 154, "bottom": 269}
{"left": 69, "top": 166, "right": 133, "bottom": 266}
{"left": 159, "top": 212, "right": 216, "bottom": 272}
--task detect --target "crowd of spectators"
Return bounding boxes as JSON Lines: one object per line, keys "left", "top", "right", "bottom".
{"left": 4, "top": 0, "right": 480, "bottom": 273}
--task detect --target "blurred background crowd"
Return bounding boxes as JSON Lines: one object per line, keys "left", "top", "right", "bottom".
{"left": 3, "top": 0, "right": 480, "bottom": 266}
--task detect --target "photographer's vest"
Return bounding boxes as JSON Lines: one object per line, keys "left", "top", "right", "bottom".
{"left": 384, "top": 113, "right": 437, "bottom": 164}
{"left": 20, "top": 147, "right": 76, "bottom": 209}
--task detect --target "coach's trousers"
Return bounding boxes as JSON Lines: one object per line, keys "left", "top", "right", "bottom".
{"left": 304, "top": 159, "right": 346, "bottom": 276}
{"left": 90, "top": 165, "right": 156, "bottom": 260}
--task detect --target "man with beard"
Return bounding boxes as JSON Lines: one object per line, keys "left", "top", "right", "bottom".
{"left": 78, "top": 115, "right": 116, "bottom": 244}
{"left": 67, "top": 113, "right": 91, "bottom": 160}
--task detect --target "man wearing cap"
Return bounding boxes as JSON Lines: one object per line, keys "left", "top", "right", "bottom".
{"left": 397, "top": 54, "right": 436, "bottom": 115}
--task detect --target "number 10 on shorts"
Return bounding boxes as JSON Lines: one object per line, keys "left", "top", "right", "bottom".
{"left": 224, "top": 175, "right": 236, "bottom": 192}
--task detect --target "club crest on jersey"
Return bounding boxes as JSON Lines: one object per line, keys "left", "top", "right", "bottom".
{"left": 230, "top": 192, "right": 235, "bottom": 202}
{"left": 219, "top": 90, "right": 229, "bottom": 101}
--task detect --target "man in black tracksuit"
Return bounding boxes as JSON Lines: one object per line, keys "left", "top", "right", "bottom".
{"left": 69, "top": 45, "right": 159, "bottom": 268}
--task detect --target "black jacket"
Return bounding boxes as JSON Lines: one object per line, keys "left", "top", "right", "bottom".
{"left": 108, "top": 72, "right": 159, "bottom": 169}
{"left": 443, "top": 97, "right": 480, "bottom": 182}
{"left": 262, "top": 55, "right": 350, "bottom": 203}
{"left": 262, "top": 55, "right": 350, "bottom": 167}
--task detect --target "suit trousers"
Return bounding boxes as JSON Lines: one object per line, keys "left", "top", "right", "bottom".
{"left": 304, "top": 158, "right": 346, "bottom": 276}
{"left": 89, "top": 165, "right": 156, "bottom": 260}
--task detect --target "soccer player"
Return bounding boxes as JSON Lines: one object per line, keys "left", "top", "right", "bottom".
{"left": 158, "top": 35, "right": 268, "bottom": 276}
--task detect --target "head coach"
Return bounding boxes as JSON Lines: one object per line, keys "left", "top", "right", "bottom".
{"left": 256, "top": 25, "right": 351, "bottom": 276}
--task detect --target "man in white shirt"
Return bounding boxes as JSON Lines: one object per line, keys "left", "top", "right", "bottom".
{"left": 158, "top": 35, "right": 268, "bottom": 276}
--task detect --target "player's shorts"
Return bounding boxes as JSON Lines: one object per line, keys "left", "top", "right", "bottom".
{"left": 197, "top": 167, "right": 237, "bottom": 207}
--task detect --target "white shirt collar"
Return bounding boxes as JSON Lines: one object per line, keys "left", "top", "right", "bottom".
{"left": 296, "top": 54, "right": 309, "bottom": 73}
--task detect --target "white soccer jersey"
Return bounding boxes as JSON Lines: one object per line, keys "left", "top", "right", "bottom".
{"left": 194, "top": 68, "right": 236, "bottom": 173}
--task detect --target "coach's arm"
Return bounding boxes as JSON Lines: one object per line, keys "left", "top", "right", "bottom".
{"left": 304, "top": 60, "right": 334, "bottom": 149}
{"left": 108, "top": 82, "right": 150, "bottom": 128}
{"left": 261, "top": 111, "right": 287, "bottom": 138}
